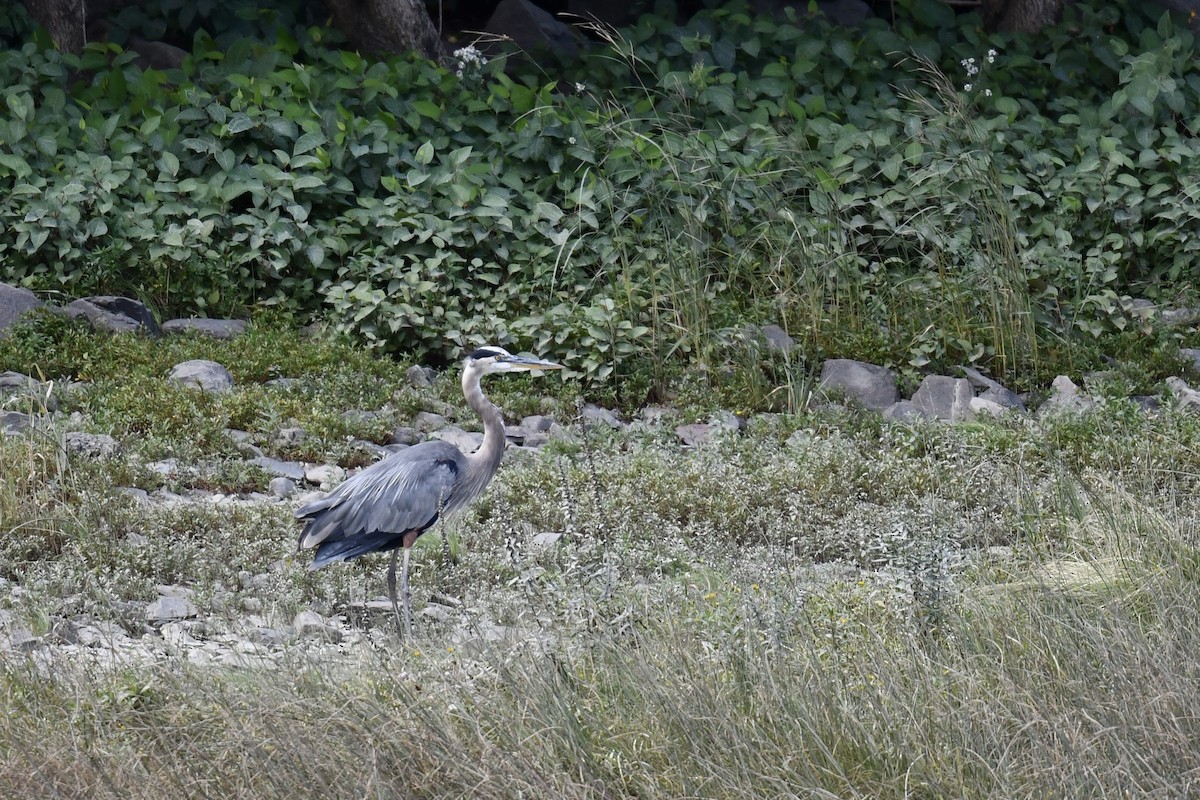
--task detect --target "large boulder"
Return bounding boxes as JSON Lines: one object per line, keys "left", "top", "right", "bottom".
{"left": 485, "top": 0, "right": 583, "bottom": 60}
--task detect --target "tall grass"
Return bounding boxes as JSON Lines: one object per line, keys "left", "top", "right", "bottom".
{"left": 3, "top": 512, "right": 1197, "bottom": 799}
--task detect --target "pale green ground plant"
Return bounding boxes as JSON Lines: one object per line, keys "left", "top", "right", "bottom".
{"left": 2, "top": 325, "right": 1200, "bottom": 797}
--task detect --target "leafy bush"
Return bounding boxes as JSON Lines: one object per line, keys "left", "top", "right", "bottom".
{"left": 0, "top": 0, "right": 1197, "bottom": 385}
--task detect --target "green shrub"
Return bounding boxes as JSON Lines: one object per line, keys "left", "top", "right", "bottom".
{"left": 0, "top": 0, "right": 1197, "bottom": 386}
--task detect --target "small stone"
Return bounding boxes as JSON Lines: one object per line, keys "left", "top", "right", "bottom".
{"left": 639, "top": 406, "right": 675, "bottom": 425}
{"left": 708, "top": 410, "right": 741, "bottom": 432}
{"left": 406, "top": 365, "right": 435, "bottom": 387}
{"left": 160, "top": 621, "right": 199, "bottom": 648}
{"left": 759, "top": 324, "right": 795, "bottom": 353}
{"left": 413, "top": 412, "right": 447, "bottom": 431}
{"left": 168, "top": 360, "right": 234, "bottom": 393}
{"left": 268, "top": 477, "right": 296, "bottom": 498}
{"left": 432, "top": 426, "right": 483, "bottom": 453}
{"left": 305, "top": 464, "right": 345, "bottom": 486}
{"left": 147, "top": 458, "right": 178, "bottom": 476}
{"left": 6, "top": 628, "right": 41, "bottom": 653}
{"left": 250, "top": 457, "right": 306, "bottom": 481}
{"left": 274, "top": 427, "right": 307, "bottom": 446}
{"left": 64, "top": 432, "right": 121, "bottom": 459}
{"left": 292, "top": 610, "right": 341, "bottom": 643}
{"left": 675, "top": 423, "right": 713, "bottom": 446}
{"left": 968, "top": 397, "right": 1009, "bottom": 417}
{"left": 1, "top": 411, "right": 32, "bottom": 433}
{"left": 582, "top": 404, "right": 624, "bottom": 429}
{"left": 146, "top": 595, "right": 198, "bottom": 622}
{"left": 389, "top": 427, "right": 421, "bottom": 446}
{"left": 515, "top": 415, "right": 550, "bottom": 434}
{"left": 530, "top": 532, "right": 564, "bottom": 547}
{"left": 161, "top": 318, "right": 249, "bottom": 339}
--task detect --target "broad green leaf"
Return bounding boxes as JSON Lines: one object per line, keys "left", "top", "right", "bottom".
{"left": 415, "top": 141, "right": 435, "bottom": 165}
{"left": 293, "top": 131, "right": 326, "bottom": 157}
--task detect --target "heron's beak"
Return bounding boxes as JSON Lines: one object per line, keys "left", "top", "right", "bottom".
{"left": 507, "top": 355, "right": 563, "bottom": 372}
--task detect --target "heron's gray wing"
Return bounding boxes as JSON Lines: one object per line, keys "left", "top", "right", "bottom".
{"left": 295, "top": 441, "right": 466, "bottom": 551}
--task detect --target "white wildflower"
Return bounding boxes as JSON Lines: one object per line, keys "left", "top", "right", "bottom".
{"left": 964, "top": 83, "right": 973, "bottom": 92}
{"left": 574, "top": 82, "right": 587, "bottom": 93}
{"left": 568, "top": 136, "right": 576, "bottom": 145}
{"left": 985, "top": 88, "right": 992, "bottom": 97}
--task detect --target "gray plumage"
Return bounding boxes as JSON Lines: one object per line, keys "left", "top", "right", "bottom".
{"left": 294, "top": 345, "right": 562, "bottom": 638}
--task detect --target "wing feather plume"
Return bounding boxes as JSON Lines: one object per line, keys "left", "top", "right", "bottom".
{"left": 295, "top": 441, "right": 465, "bottom": 564}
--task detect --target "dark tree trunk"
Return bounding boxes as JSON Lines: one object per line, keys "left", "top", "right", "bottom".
{"left": 982, "top": 0, "right": 1064, "bottom": 33}
{"left": 324, "top": 0, "right": 446, "bottom": 62}
{"left": 22, "top": 0, "right": 86, "bottom": 53}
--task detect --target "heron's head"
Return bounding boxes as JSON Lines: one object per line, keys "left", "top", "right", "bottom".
{"left": 466, "top": 346, "right": 563, "bottom": 376}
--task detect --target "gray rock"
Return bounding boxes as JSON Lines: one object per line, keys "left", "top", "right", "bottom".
{"left": 675, "top": 423, "right": 714, "bottom": 446}
{"left": 911, "top": 375, "right": 974, "bottom": 422}
{"left": 0, "top": 371, "right": 58, "bottom": 412}
{"left": 960, "top": 366, "right": 1026, "bottom": 411}
{"left": 0, "top": 283, "right": 44, "bottom": 335}
{"left": 431, "top": 426, "right": 484, "bottom": 453}
{"left": 146, "top": 458, "right": 178, "bottom": 476}
{"left": 639, "top": 406, "right": 676, "bottom": 425}
{"left": 1162, "top": 307, "right": 1200, "bottom": 327}
{"left": 1181, "top": 348, "right": 1200, "bottom": 373}
{"left": 273, "top": 426, "right": 307, "bottom": 447}
{"left": 244, "top": 626, "right": 287, "bottom": 647}
{"left": 758, "top": 323, "right": 796, "bottom": 353}
{"left": 980, "top": 386, "right": 1026, "bottom": 412}
{"left": 968, "top": 397, "right": 1009, "bottom": 417}
{"left": 292, "top": 610, "right": 341, "bottom": 643}
{"left": 168, "top": 360, "right": 234, "bottom": 393}
{"left": 816, "top": 0, "right": 873, "bottom": 26}
{"left": 520, "top": 414, "right": 553, "bottom": 433}
{"left": 709, "top": 410, "right": 742, "bottom": 433}
{"left": 304, "top": 464, "right": 345, "bottom": 486}
{"left": 389, "top": 426, "right": 421, "bottom": 446}
{"left": 1038, "top": 375, "right": 1096, "bottom": 417}
{"left": 1, "top": 411, "right": 33, "bottom": 434}
{"left": 146, "top": 595, "right": 198, "bottom": 622}
{"left": 582, "top": 404, "right": 625, "bottom": 429}
{"left": 66, "top": 296, "right": 160, "bottom": 335}
{"left": 413, "top": 411, "right": 447, "bottom": 431}
{"left": 250, "top": 457, "right": 306, "bottom": 482}
{"left": 269, "top": 477, "right": 297, "bottom": 498}
{"left": 819, "top": 359, "right": 900, "bottom": 411}
{"left": 68, "top": 621, "right": 131, "bottom": 647}
{"left": 566, "top": 0, "right": 639, "bottom": 27}
{"left": 64, "top": 431, "right": 121, "bottom": 459}
{"left": 1132, "top": 395, "right": 1161, "bottom": 413}
{"left": 353, "top": 440, "right": 390, "bottom": 459}
{"left": 485, "top": 0, "right": 582, "bottom": 59}
{"left": 883, "top": 400, "right": 931, "bottom": 422}
{"left": 340, "top": 409, "right": 383, "bottom": 426}
{"left": 5, "top": 628, "right": 42, "bottom": 653}
{"left": 530, "top": 531, "right": 564, "bottom": 547}
{"left": 162, "top": 318, "right": 248, "bottom": 340}
{"left": 1166, "top": 377, "right": 1200, "bottom": 413}
{"left": 406, "top": 365, "right": 435, "bottom": 387}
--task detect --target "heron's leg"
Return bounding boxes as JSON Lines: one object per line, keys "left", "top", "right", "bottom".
{"left": 387, "top": 548, "right": 403, "bottom": 637}
{"left": 401, "top": 546, "right": 414, "bottom": 641}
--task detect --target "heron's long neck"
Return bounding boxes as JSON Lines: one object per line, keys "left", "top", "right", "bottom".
{"left": 463, "top": 367, "right": 506, "bottom": 484}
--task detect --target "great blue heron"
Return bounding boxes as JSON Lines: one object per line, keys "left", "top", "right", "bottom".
{"left": 295, "top": 346, "right": 563, "bottom": 638}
